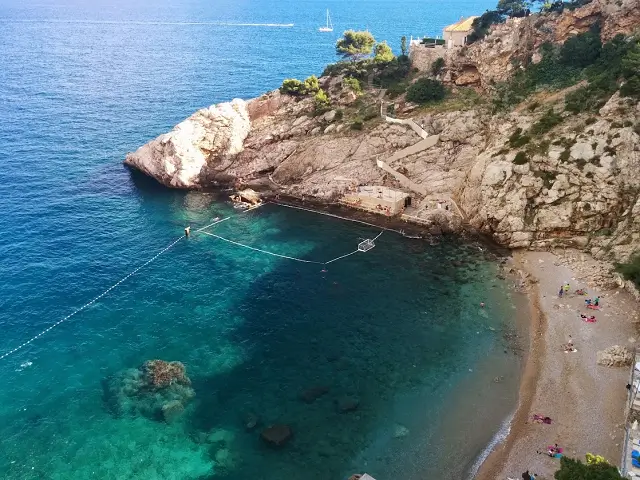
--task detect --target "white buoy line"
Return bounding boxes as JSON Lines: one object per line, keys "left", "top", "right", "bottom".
{"left": 0, "top": 235, "right": 185, "bottom": 361}
{"left": 0, "top": 201, "right": 389, "bottom": 362}
{"left": 199, "top": 223, "right": 384, "bottom": 265}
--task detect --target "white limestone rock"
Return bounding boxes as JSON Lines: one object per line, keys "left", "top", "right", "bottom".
{"left": 124, "top": 99, "right": 250, "bottom": 188}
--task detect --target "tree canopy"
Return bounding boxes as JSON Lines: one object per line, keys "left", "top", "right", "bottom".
{"left": 554, "top": 456, "right": 623, "bottom": 480}
{"left": 336, "top": 30, "right": 376, "bottom": 61}
{"left": 374, "top": 41, "right": 395, "bottom": 63}
{"left": 406, "top": 78, "right": 445, "bottom": 104}
{"left": 497, "top": 0, "right": 528, "bottom": 16}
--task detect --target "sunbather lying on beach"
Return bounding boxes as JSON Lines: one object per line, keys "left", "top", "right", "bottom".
{"left": 580, "top": 314, "right": 597, "bottom": 323}
{"left": 532, "top": 414, "right": 552, "bottom": 424}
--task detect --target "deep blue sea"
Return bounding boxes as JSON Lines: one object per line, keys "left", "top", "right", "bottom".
{"left": 0, "top": 0, "right": 527, "bottom": 479}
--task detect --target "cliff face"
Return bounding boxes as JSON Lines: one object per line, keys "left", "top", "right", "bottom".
{"left": 124, "top": 0, "right": 640, "bottom": 263}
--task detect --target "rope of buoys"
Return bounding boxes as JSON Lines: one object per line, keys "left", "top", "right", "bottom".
{"left": 200, "top": 231, "right": 324, "bottom": 264}
{"left": 324, "top": 250, "right": 359, "bottom": 265}
{"left": 0, "top": 235, "right": 185, "bottom": 361}
{"left": 270, "top": 201, "right": 403, "bottom": 234}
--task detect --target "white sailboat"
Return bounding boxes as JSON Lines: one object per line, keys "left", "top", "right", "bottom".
{"left": 318, "top": 9, "right": 333, "bottom": 32}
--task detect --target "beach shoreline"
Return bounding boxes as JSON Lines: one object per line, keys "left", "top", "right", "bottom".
{"left": 476, "top": 249, "right": 639, "bottom": 480}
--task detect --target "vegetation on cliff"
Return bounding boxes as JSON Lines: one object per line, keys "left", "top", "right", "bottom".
{"left": 492, "top": 26, "right": 640, "bottom": 113}
{"left": 616, "top": 255, "right": 640, "bottom": 289}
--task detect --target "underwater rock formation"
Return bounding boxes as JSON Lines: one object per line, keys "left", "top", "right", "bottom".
{"left": 260, "top": 425, "right": 293, "bottom": 447}
{"left": 103, "top": 359, "right": 195, "bottom": 422}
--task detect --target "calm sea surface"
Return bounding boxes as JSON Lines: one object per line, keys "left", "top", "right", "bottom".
{"left": 0, "top": 0, "right": 526, "bottom": 479}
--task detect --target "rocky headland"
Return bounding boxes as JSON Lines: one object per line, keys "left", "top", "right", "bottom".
{"left": 125, "top": 0, "right": 640, "bottom": 269}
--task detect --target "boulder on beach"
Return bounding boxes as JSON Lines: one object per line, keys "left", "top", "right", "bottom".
{"left": 260, "top": 425, "right": 293, "bottom": 447}
{"left": 596, "top": 345, "right": 633, "bottom": 367}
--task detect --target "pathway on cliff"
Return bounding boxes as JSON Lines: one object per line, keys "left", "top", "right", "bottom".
{"left": 369, "top": 81, "right": 469, "bottom": 221}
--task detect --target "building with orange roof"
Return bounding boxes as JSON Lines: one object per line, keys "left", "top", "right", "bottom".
{"left": 443, "top": 16, "right": 478, "bottom": 48}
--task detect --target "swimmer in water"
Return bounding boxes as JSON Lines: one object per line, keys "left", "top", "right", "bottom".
{"left": 321, "top": 268, "right": 328, "bottom": 273}
{"left": 480, "top": 302, "right": 485, "bottom": 308}
{"left": 185, "top": 226, "right": 191, "bottom": 237}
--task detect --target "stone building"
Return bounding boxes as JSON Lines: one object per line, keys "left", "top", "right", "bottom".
{"left": 443, "top": 16, "right": 478, "bottom": 48}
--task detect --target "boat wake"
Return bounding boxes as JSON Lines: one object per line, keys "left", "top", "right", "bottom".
{"left": 1, "top": 20, "right": 294, "bottom": 27}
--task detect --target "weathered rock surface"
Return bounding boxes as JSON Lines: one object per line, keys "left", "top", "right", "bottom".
{"left": 125, "top": 99, "right": 250, "bottom": 188}
{"left": 125, "top": 0, "right": 640, "bottom": 265}
{"left": 597, "top": 345, "right": 633, "bottom": 367}
{"left": 260, "top": 425, "right": 293, "bottom": 447}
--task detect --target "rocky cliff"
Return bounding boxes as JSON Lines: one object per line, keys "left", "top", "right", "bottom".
{"left": 124, "top": 0, "right": 640, "bottom": 264}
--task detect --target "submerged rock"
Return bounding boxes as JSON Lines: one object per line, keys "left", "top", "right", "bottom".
{"left": 243, "top": 412, "right": 260, "bottom": 431}
{"left": 161, "top": 400, "right": 185, "bottom": 423}
{"left": 299, "top": 385, "right": 330, "bottom": 404}
{"left": 260, "top": 425, "right": 293, "bottom": 447}
{"left": 336, "top": 396, "right": 360, "bottom": 413}
{"left": 102, "top": 359, "right": 195, "bottom": 422}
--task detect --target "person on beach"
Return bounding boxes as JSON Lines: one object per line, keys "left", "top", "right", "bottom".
{"left": 559, "top": 286, "right": 564, "bottom": 297}
{"left": 522, "top": 470, "right": 536, "bottom": 480}
{"left": 594, "top": 296, "right": 600, "bottom": 307}
{"left": 563, "top": 283, "right": 570, "bottom": 293}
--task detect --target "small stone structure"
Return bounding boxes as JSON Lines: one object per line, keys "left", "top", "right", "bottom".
{"left": 340, "top": 186, "right": 411, "bottom": 216}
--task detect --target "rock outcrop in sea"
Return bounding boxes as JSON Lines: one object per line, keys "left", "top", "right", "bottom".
{"left": 124, "top": 0, "right": 640, "bottom": 265}
{"left": 103, "top": 360, "right": 195, "bottom": 422}
{"left": 125, "top": 99, "right": 250, "bottom": 188}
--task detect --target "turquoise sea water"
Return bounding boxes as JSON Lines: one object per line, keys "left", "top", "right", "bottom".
{"left": 0, "top": 0, "right": 526, "bottom": 478}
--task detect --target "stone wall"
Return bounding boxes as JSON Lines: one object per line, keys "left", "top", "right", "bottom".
{"left": 409, "top": 44, "right": 446, "bottom": 73}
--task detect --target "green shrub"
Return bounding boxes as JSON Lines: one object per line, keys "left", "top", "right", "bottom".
{"left": 372, "top": 56, "right": 411, "bottom": 88}
{"left": 314, "top": 89, "right": 331, "bottom": 112}
{"left": 560, "top": 29, "right": 602, "bottom": 68}
{"left": 530, "top": 109, "right": 563, "bottom": 135}
{"left": 406, "top": 78, "right": 446, "bottom": 104}
{"left": 334, "top": 109, "right": 344, "bottom": 121}
{"left": 589, "top": 155, "right": 602, "bottom": 166}
{"left": 616, "top": 255, "right": 640, "bottom": 289}
{"left": 603, "top": 145, "right": 616, "bottom": 155}
{"left": 374, "top": 41, "right": 395, "bottom": 63}
{"left": 611, "top": 121, "right": 622, "bottom": 128}
{"left": 467, "top": 11, "right": 505, "bottom": 44}
{"left": 280, "top": 78, "right": 306, "bottom": 96}
{"left": 351, "top": 119, "right": 364, "bottom": 130}
{"left": 343, "top": 77, "right": 362, "bottom": 94}
{"left": 513, "top": 151, "right": 529, "bottom": 165}
{"left": 431, "top": 57, "right": 445, "bottom": 76}
{"left": 387, "top": 82, "right": 408, "bottom": 98}
{"left": 560, "top": 148, "right": 571, "bottom": 162}
{"left": 623, "top": 120, "right": 633, "bottom": 127}
{"left": 585, "top": 117, "right": 597, "bottom": 125}
{"left": 527, "top": 101, "right": 540, "bottom": 112}
{"left": 508, "top": 128, "right": 531, "bottom": 148}
{"left": 280, "top": 75, "right": 320, "bottom": 96}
